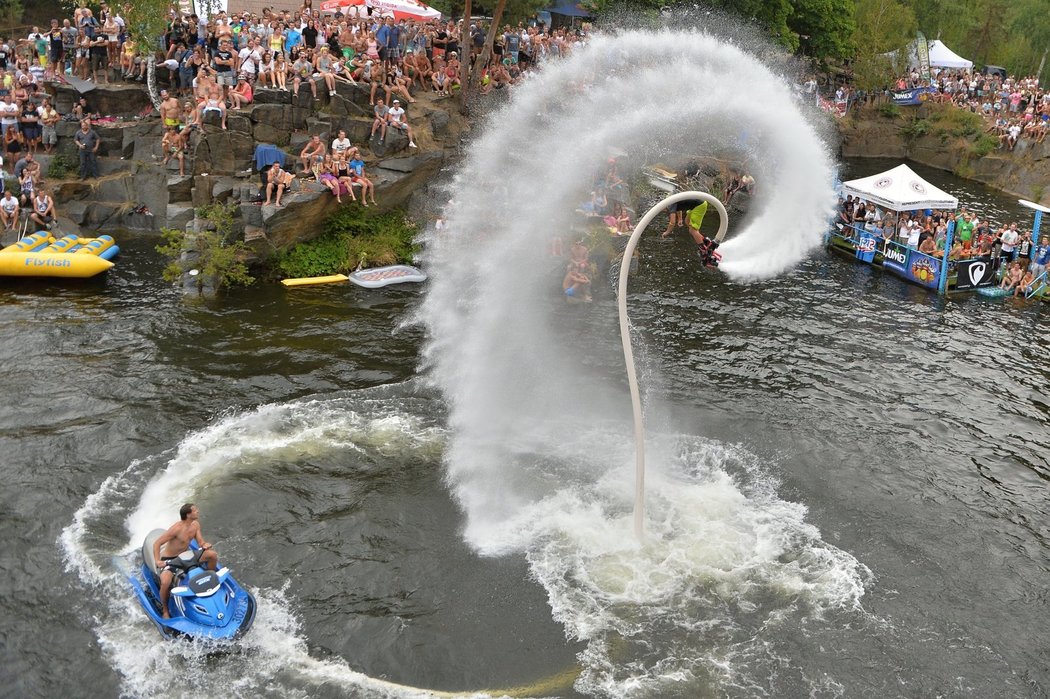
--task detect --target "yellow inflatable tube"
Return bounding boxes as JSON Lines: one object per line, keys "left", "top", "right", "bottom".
{"left": 0, "top": 251, "right": 114, "bottom": 277}
{"left": 281, "top": 274, "right": 349, "bottom": 287}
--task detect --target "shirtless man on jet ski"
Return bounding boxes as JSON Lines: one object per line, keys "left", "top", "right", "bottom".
{"left": 152, "top": 503, "right": 218, "bottom": 619}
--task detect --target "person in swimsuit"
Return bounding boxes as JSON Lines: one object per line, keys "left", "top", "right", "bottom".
{"left": 152, "top": 503, "right": 219, "bottom": 620}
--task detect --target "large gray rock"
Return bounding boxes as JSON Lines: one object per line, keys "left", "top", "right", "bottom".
{"left": 166, "top": 203, "right": 195, "bottom": 231}
{"left": 122, "top": 121, "right": 164, "bottom": 159}
{"left": 376, "top": 151, "right": 442, "bottom": 173}
{"left": 168, "top": 175, "right": 193, "bottom": 203}
{"left": 121, "top": 209, "right": 158, "bottom": 231}
{"left": 258, "top": 185, "right": 340, "bottom": 248}
{"left": 192, "top": 130, "right": 254, "bottom": 175}
{"left": 212, "top": 177, "right": 238, "bottom": 203}
{"left": 50, "top": 83, "right": 151, "bottom": 118}
{"left": 429, "top": 110, "right": 450, "bottom": 139}
{"left": 240, "top": 201, "right": 264, "bottom": 228}
{"left": 333, "top": 81, "right": 372, "bottom": 107}
{"left": 368, "top": 128, "right": 409, "bottom": 158}
{"left": 252, "top": 87, "right": 291, "bottom": 105}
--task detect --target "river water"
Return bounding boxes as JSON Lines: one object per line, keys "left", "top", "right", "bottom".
{"left": 1, "top": 153, "right": 1048, "bottom": 698}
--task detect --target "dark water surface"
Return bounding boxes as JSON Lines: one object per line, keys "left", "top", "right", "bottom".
{"left": 1, "top": 160, "right": 1048, "bottom": 698}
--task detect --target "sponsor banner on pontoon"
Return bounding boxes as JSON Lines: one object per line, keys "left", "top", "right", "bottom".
{"left": 955, "top": 257, "right": 997, "bottom": 290}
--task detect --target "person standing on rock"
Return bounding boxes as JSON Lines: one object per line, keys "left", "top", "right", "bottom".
{"left": 212, "top": 37, "right": 237, "bottom": 101}
{"left": 160, "top": 89, "right": 181, "bottom": 130}
{"left": 74, "top": 119, "right": 100, "bottom": 180}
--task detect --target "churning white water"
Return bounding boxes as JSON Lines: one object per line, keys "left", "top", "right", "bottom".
{"left": 419, "top": 28, "right": 861, "bottom": 696}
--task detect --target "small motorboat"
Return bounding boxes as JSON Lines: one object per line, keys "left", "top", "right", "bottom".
{"left": 126, "top": 529, "right": 256, "bottom": 641}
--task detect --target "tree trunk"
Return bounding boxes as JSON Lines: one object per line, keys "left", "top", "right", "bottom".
{"left": 458, "top": 0, "right": 471, "bottom": 114}
{"left": 471, "top": 0, "right": 507, "bottom": 89}
{"left": 145, "top": 55, "right": 162, "bottom": 110}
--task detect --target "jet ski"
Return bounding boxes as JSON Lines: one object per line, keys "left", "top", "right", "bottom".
{"left": 126, "top": 529, "right": 256, "bottom": 641}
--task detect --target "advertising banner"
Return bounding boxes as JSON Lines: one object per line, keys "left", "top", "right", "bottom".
{"left": 903, "top": 249, "right": 941, "bottom": 288}
{"left": 916, "top": 32, "right": 931, "bottom": 82}
{"left": 955, "top": 257, "right": 997, "bottom": 290}
{"left": 883, "top": 241, "right": 909, "bottom": 274}
{"left": 891, "top": 87, "right": 935, "bottom": 105}
{"left": 856, "top": 230, "right": 878, "bottom": 263}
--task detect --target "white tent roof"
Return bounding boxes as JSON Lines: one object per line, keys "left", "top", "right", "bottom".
{"left": 842, "top": 164, "right": 958, "bottom": 212}
{"left": 927, "top": 39, "right": 972, "bottom": 69}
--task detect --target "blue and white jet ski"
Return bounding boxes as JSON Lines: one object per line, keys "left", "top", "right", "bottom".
{"left": 126, "top": 529, "right": 256, "bottom": 641}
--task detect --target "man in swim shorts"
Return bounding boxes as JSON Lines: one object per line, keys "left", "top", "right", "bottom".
{"left": 159, "top": 90, "right": 182, "bottom": 129}
{"left": 152, "top": 503, "right": 218, "bottom": 619}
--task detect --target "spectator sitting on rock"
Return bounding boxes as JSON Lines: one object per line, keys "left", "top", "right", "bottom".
{"left": 299, "top": 134, "right": 326, "bottom": 176}
{"left": 263, "top": 161, "right": 295, "bottom": 207}
{"left": 347, "top": 147, "right": 376, "bottom": 205}
{"left": 384, "top": 61, "right": 415, "bottom": 104}
{"left": 331, "top": 129, "right": 351, "bottom": 156}
{"left": 273, "top": 53, "right": 289, "bottom": 90}
{"left": 386, "top": 99, "right": 417, "bottom": 148}
{"left": 314, "top": 45, "right": 338, "bottom": 95}
{"left": 292, "top": 49, "right": 318, "bottom": 100}
{"left": 368, "top": 62, "right": 387, "bottom": 105}
{"left": 198, "top": 84, "right": 227, "bottom": 131}
{"left": 161, "top": 126, "right": 186, "bottom": 176}
{"left": 403, "top": 48, "right": 431, "bottom": 89}
{"left": 229, "top": 74, "right": 253, "bottom": 109}
{"left": 431, "top": 57, "right": 450, "bottom": 95}
{"left": 0, "top": 189, "right": 19, "bottom": 230}
{"left": 370, "top": 97, "right": 389, "bottom": 141}
{"left": 319, "top": 154, "right": 354, "bottom": 204}
{"left": 29, "top": 188, "right": 54, "bottom": 232}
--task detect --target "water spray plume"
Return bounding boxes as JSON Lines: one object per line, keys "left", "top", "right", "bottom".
{"left": 421, "top": 29, "right": 839, "bottom": 549}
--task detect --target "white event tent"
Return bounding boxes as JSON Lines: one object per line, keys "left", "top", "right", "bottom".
{"left": 927, "top": 39, "right": 973, "bottom": 69}
{"left": 842, "top": 164, "right": 959, "bottom": 212}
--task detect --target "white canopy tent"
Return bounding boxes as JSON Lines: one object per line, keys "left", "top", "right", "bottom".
{"left": 842, "top": 164, "right": 959, "bottom": 212}
{"left": 926, "top": 39, "right": 973, "bottom": 69}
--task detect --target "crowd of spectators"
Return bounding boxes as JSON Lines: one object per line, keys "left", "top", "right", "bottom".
{"left": 836, "top": 196, "right": 1050, "bottom": 294}
{"left": 893, "top": 68, "right": 1049, "bottom": 148}
{"left": 0, "top": 2, "right": 590, "bottom": 229}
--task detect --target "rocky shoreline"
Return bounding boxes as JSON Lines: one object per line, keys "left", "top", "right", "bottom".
{"left": 837, "top": 104, "right": 1050, "bottom": 205}
{"left": 34, "top": 79, "right": 471, "bottom": 266}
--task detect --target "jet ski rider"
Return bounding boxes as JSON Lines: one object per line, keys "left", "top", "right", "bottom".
{"left": 152, "top": 503, "right": 219, "bottom": 619}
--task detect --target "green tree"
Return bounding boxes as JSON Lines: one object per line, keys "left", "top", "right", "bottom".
{"left": 0, "top": 0, "right": 21, "bottom": 25}
{"left": 851, "top": 0, "right": 917, "bottom": 91}
{"left": 790, "top": 0, "right": 857, "bottom": 60}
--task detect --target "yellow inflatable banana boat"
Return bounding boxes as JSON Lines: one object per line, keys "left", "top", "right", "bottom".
{"left": 0, "top": 233, "right": 119, "bottom": 278}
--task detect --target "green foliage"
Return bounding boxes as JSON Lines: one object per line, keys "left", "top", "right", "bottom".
{"left": 0, "top": 0, "right": 22, "bottom": 25}
{"left": 877, "top": 102, "right": 901, "bottom": 118}
{"left": 47, "top": 150, "right": 78, "bottom": 179}
{"left": 925, "top": 103, "right": 983, "bottom": 138}
{"left": 156, "top": 202, "right": 254, "bottom": 289}
{"left": 851, "top": 0, "right": 917, "bottom": 91}
{"left": 274, "top": 209, "right": 419, "bottom": 279}
{"left": 971, "top": 133, "right": 999, "bottom": 158}
{"left": 899, "top": 118, "right": 929, "bottom": 139}
{"left": 789, "top": 0, "right": 856, "bottom": 60}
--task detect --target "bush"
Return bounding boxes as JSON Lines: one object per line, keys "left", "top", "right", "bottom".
{"left": 972, "top": 134, "right": 1000, "bottom": 158}
{"left": 274, "top": 208, "right": 418, "bottom": 279}
{"left": 46, "top": 150, "right": 77, "bottom": 178}
{"left": 899, "top": 119, "right": 930, "bottom": 140}
{"left": 156, "top": 202, "right": 254, "bottom": 289}
{"left": 877, "top": 102, "right": 901, "bottom": 119}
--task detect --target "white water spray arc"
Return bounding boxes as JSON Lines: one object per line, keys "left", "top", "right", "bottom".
{"left": 617, "top": 191, "right": 729, "bottom": 539}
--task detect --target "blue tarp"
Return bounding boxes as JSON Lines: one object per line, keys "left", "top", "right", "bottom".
{"left": 254, "top": 143, "right": 289, "bottom": 170}
{"left": 547, "top": 0, "right": 593, "bottom": 17}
